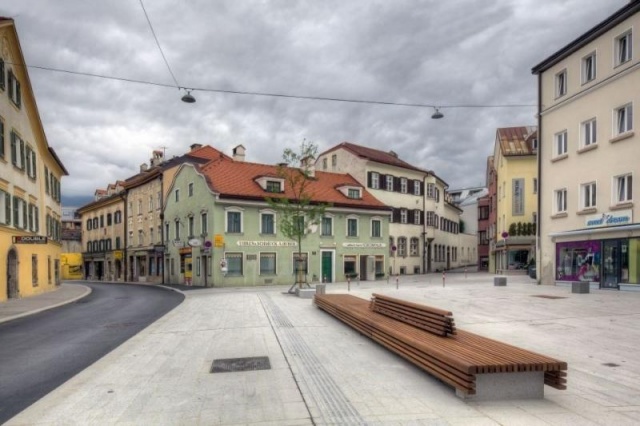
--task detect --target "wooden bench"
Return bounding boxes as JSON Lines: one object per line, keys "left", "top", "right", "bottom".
{"left": 370, "top": 293, "right": 456, "bottom": 336}
{"left": 315, "top": 293, "right": 567, "bottom": 400}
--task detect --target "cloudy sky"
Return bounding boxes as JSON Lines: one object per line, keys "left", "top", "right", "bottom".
{"left": 1, "top": 0, "right": 628, "bottom": 203}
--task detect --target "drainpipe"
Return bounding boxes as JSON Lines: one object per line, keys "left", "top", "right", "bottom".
{"left": 160, "top": 173, "right": 165, "bottom": 285}
{"left": 536, "top": 71, "right": 542, "bottom": 284}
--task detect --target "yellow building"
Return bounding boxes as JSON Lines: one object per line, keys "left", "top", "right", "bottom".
{"left": 0, "top": 18, "right": 68, "bottom": 301}
{"left": 491, "top": 127, "right": 538, "bottom": 273}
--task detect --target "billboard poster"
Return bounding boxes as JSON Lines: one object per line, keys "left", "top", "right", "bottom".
{"left": 555, "top": 240, "right": 601, "bottom": 282}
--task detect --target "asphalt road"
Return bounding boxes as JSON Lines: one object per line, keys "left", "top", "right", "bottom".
{"left": 0, "top": 282, "right": 184, "bottom": 424}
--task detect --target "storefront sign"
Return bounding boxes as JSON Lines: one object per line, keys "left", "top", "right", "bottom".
{"left": 342, "top": 242, "right": 387, "bottom": 248}
{"left": 154, "top": 244, "right": 165, "bottom": 253}
{"left": 114, "top": 250, "right": 123, "bottom": 260}
{"left": 179, "top": 247, "right": 192, "bottom": 255}
{"left": 173, "top": 240, "right": 184, "bottom": 248}
{"left": 512, "top": 178, "right": 524, "bottom": 216}
{"left": 12, "top": 236, "right": 47, "bottom": 244}
{"left": 237, "top": 241, "right": 297, "bottom": 247}
{"left": 585, "top": 209, "right": 632, "bottom": 228}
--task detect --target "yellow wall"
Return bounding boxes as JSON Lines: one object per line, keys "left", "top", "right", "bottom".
{"left": 61, "top": 253, "right": 84, "bottom": 280}
{"left": 495, "top": 154, "right": 537, "bottom": 240}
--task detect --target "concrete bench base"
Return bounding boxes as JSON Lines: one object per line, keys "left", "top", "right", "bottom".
{"left": 572, "top": 281, "right": 590, "bottom": 294}
{"left": 494, "top": 276, "right": 507, "bottom": 286}
{"left": 457, "top": 371, "right": 544, "bottom": 400}
{"left": 296, "top": 288, "right": 316, "bottom": 299}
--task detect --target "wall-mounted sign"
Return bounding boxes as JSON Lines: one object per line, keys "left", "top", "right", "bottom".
{"left": 214, "top": 234, "right": 224, "bottom": 248}
{"left": 179, "top": 247, "right": 192, "bottom": 255}
{"left": 188, "top": 238, "right": 202, "bottom": 247}
{"left": 585, "top": 209, "right": 632, "bottom": 228}
{"left": 204, "top": 240, "right": 212, "bottom": 248}
{"left": 237, "top": 241, "right": 297, "bottom": 247}
{"left": 173, "top": 240, "right": 184, "bottom": 248}
{"left": 154, "top": 245, "right": 165, "bottom": 253}
{"left": 12, "top": 236, "right": 47, "bottom": 244}
{"left": 343, "top": 242, "right": 387, "bottom": 248}
{"left": 114, "top": 250, "right": 123, "bottom": 260}
{"left": 512, "top": 178, "right": 524, "bottom": 216}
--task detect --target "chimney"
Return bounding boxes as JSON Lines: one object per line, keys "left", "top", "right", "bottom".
{"left": 388, "top": 150, "right": 398, "bottom": 158}
{"left": 232, "top": 144, "right": 246, "bottom": 162}
{"left": 150, "top": 150, "right": 164, "bottom": 166}
{"left": 140, "top": 163, "right": 148, "bottom": 172}
{"left": 190, "top": 143, "right": 203, "bottom": 152}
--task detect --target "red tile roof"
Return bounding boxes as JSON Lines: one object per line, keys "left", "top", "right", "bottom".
{"left": 496, "top": 126, "right": 537, "bottom": 156}
{"left": 321, "top": 141, "right": 428, "bottom": 173}
{"left": 199, "top": 159, "right": 389, "bottom": 210}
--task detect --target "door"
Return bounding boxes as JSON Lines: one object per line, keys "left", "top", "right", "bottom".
{"left": 321, "top": 251, "right": 333, "bottom": 283}
{"left": 602, "top": 240, "right": 619, "bottom": 289}
{"left": 7, "top": 249, "right": 18, "bottom": 299}
{"left": 359, "top": 255, "right": 368, "bottom": 281}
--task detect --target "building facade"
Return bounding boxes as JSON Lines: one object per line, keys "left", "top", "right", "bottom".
{"left": 1, "top": 18, "right": 68, "bottom": 301}
{"left": 60, "top": 207, "right": 83, "bottom": 280}
{"left": 491, "top": 127, "right": 538, "bottom": 273}
{"left": 77, "top": 184, "right": 126, "bottom": 281}
{"left": 532, "top": 1, "right": 640, "bottom": 289}
{"left": 317, "top": 142, "right": 476, "bottom": 274}
{"left": 164, "top": 149, "right": 391, "bottom": 287}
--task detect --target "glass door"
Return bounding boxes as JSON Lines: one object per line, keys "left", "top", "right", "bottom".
{"left": 602, "top": 240, "right": 619, "bottom": 289}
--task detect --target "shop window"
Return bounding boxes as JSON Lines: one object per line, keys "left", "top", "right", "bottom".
{"left": 260, "top": 252, "right": 276, "bottom": 275}
{"left": 556, "top": 241, "right": 600, "bottom": 282}
{"left": 226, "top": 252, "right": 243, "bottom": 276}
{"left": 344, "top": 255, "right": 357, "bottom": 276}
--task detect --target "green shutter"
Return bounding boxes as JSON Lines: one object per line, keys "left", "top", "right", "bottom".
{"left": 12, "top": 196, "right": 18, "bottom": 227}
{"left": 19, "top": 138, "right": 24, "bottom": 170}
{"left": 22, "top": 200, "right": 27, "bottom": 229}
{"left": 34, "top": 206, "right": 39, "bottom": 232}
{"left": 10, "top": 132, "right": 16, "bottom": 166}
{"left": 44, "top": 166, "right": 49, "bottom": 194}
{"left": 4, "top": 193, "right": 10, "bottom": 225}
{"left": 0, "top": 120, "right": 4, "bottom": 159}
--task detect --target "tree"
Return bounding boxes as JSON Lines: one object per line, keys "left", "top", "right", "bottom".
{"left": 266, "top": 140, "right": 329, "bottom": 293}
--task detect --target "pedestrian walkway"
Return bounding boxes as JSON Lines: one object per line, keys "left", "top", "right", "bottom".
{"left": 0, "top": 283, "right": 91, "bottom": 324}
{"left": 5, "top": 273, "right": 640, "bottom": 425}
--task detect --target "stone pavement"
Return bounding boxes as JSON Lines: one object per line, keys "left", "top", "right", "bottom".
{"left": 4, "top": 273, "right": 640, "bottom": 425}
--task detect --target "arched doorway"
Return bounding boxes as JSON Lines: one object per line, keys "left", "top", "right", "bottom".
{"left": 7, "top": 248, "right": 18, "bottom": 299}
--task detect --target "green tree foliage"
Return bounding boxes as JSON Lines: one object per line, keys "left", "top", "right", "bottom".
{"left": 266, "top": 140, "right": 329, "bottom": 290}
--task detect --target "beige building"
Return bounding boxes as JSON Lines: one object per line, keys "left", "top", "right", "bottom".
{"left": 317, "top": 142, "right": 476, "bottom": 274}
{"left": 77, "top": 183, "right": 126, "bottom": 281}
{"left": 532, "top": 1, "right": 640, "bottom": 289}
{"left": 491, "top": 127, "right": 538, "bottom": 273}
{"left": 0, "top": 18, "right": 68, "bottom": 301}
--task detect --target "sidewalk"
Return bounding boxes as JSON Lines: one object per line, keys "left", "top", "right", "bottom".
{"left": 0, "top": 283, "right": 91, "bottom": 324}
{"left": 5, "top": 273, "right": 640, "bottom": 425}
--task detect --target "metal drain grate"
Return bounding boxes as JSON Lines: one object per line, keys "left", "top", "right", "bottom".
{"left": 210, "top": 356, "right": 271, "bottom": 373}
{"left": 531, "top": 295, "right": 567, "bottom": 299}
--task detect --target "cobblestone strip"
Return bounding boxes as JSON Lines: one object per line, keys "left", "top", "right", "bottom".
{"left": 259, "top": 293, "right": 365, "bottom": 425}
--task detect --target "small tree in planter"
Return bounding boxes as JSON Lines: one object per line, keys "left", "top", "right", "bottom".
{"left": 266, "top": 140, "right": 329, "bottom": 293}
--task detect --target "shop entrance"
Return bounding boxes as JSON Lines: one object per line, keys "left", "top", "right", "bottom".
{"left": 602, "top": 240, "right": 629, "bottom": 289}
{"left": 321, "top": 251, "right": 333, "bottom": 283}
{"left": 7, "top": 249, "right": 18, "bottom": 299}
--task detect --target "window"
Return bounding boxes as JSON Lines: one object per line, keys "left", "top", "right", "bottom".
{"left": 533, "top": 178, "right": 538, "bottom": 195}
{"left": 400, "top": 209, "right": 407, "bottom": 224}
{"left": 137, "top": 199, "right": 142, "bottom": 215}
{"left": 478, "top": 206, "right": 489, "bottom": 220}
{"left": 174, "top": 189, "right": 179, "bottom": 202}
{"left": 116, "top": 236, "right": 121, "bottom": 249}
{"left": 426, "top": 211, "right": 435, "bottom": 226}
{"left": 201, "top": 212, "right": 208, "bottom": 235}
{"left": 427, "top": 183, "right": 435, "bottom": 199}
{"left": 555, "top": 131, "right": 567, "bottom": 156}
{"left": 261, "top": 212, "right": 275, "bottom": 234}
{"left": 398, "top": 237, "right": 407, "bottom": 257}
{"left": 32, "top": 255, "right": 38, "bottom": 285}
{"left": 555, "top": 69, "right": 567, "bottom": 98}
{"left": 616, "top": 31, "right": 632, "bottom": 65}
{"left": 107, "top": 213, "right": 112, "bottom": 226}
{"left": 100, "top": 215, "right": 104, "bottom": 228}
{"left": 322, "top": 158, "right": 327, "bottom": 170}
{"left": 138, "top": 230, "right": 144, "bottom": 246}
{"left": 28, "top": 203, "right": 38, "bottom": 232}
{"left": 371, "top": 219, "right": 381, "bottom": 238}
{"left": 554, "top": 189, "right": 567, "bottom": 214}
{"left": 114, "top": 210, "right": 122, "bottom": 224}
{"left": 581, "top": 118, "right": 597, "bottom": 147}
{"left": 188, "top": 216, "right": 194, "bottom": 236}
{"left": 174, "top": 219, "right": 181, "bottom": 239}
{"left": 226, "top": 211, "right": 242, "bottom": 233}
{"left": 149, "top": 228, "right": 154, "bottom": 244}
{"left": 0, "top": 190, "right": 10, "bottom": 225}
{"left": 149, "top": 196, "right": 153, "bottom": 212}
{"left": 0, "top": 58, "right": 4, "bottom": 91}
{"left": 12, "top": 196, "right": 27, "bottom": 229}
{"left": 371, "top": 172, "right": 380, "bottom": 189}
{"left": 164, "top": 223, "right": 169, "bottom": 242}
{"left": 0, "top": 119, "right": 6, "bottom": 160}
{"left": 347, "top": 188, "right": 360, "bottom": 199}
{"left": 25, "top": 145, "right": 36, "bottom": 179}
{"left": 266, "top": 181, "right": 281, "bottom": 193}
{"left": 581, "top": 182, "right": 597, "bottom": 209}
{"left": 293, "top": 216, "right": 305, "bottom": 234}
{"left": 347, "top": 217, "right": 358, "bottom": 237}
{"left": 321, "top": 216, "right": 333, "bottom": 236}
{"left": 226, "top": 252, "right": 243, "bottom": 275}
{"left": 413, "top": 180, "right": 421, "bottom": 195}
{"left": 582, "top": 52, "right": 596, "bottom": 83}
{"left": 400, "top": 178, "right": 407, "bottom": 193}
{"left": 188, "top": 183, "right": 193, "bottom": 197}
{"left": 414, "top": 209, "right": 421, "bottom": 225}
{"left": 92, "top": 217, "right": 98, "bottom": 229}
{"left": 343, "top": 255, "right": 356, "bottom": 276}
{"left": 615, "top": 104, "right": 633, "bottom": 135}
{"left": 157, "top": 191, "right": 161, "bottom": 210}
{"left": 615, "top": 174, "right": 633, "bottom": 203}
{"left": 259, "top": 252, "right": 276, "bottom": 275}
{"left": 8, "top": 70, "right": 21, "bottom": 108}
{"left": 410, "top": 238, "right": 419, "bottom": 256}
{"left": 331, "top": 154, "right": 337, "bottom": 166}
{"left": 385, "top": 175, "right": 394, "bottom": 191}
{"left": 10, "top": 131, "right": 25, "bottom": 170}
{"left": 389, "top": 237, "right": 395, "bottom": 256}
{"left": 532, "top": 138, "right": 538, "bottom": 151}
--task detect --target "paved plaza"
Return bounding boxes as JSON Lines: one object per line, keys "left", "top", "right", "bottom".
{"left": 5, "top": 272, "right": 640, "bottom": 425}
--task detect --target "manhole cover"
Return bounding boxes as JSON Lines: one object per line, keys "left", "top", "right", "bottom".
{"left": 210, "top": 356, "right": 271, "bottom": 373}
{"left": 602, "top": 362, "right": 620, "bottom": 367}
{"left": 531, "top": 295, "right": 567, "bottom": 299}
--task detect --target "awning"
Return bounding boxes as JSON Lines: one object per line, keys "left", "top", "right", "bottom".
{"left": 549, "top": 223, "right": 640, "bottom": 238}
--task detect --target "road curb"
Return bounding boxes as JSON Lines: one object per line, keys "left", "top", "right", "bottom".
{"left": 0, "top": 284, "right": 92, "bottom": 325}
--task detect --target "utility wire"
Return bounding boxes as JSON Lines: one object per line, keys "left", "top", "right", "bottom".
{"left": 139, "top": 0, "right": 180, "bottom": 89}
{"left": 18, "top": 62, "right": 535, "bottom": 110}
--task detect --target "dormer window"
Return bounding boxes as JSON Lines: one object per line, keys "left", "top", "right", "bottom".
{"left": 348, "top": 188, "right": 361, "bottom": 199}
{"left": 337, "top": 184, "right": 362, "bottom": 199}
{"left": 255, "top": 176, "right": 285, "bottom": 193}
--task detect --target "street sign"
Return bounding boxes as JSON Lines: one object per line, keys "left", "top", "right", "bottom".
{"left": 214, "top": 234, "right": 224, "bottom": 248}
{"left": 12, "top": 236, "right": 47, "bottom": 244}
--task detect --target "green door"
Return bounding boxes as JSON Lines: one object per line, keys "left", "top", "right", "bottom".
{"left": 321, "top": 251, "right": 333, "bottom": 283}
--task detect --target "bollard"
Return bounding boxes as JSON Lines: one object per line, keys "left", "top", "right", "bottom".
{"left": 442, "top": 271, "right": 446, "bottom": 287}
{"left": 396, "top": 276, "right": 399, "bottom": 289}
{"left": 347, "top": 277, "right": 351, "bottom": 292}
{"left": 465, "top": 266, "right": 467, "bottom": 279}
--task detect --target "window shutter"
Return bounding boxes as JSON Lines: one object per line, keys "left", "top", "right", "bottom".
{"left": 367, "top": 172, "right": 372, "bottom": 188}
{"left": 0, "top": 59, "right": 4, "bottom": 90}
{"left": 393, "top": 209, "right": 401, "bottom": 223}
{"left": 19, "top": 138, "right": 25, "bottom": 169}
{"left": 408, "top": 210, "right": 414, "bottom": 224}
{"left": 34, "top": 206, "right": 39, "bottom": 232}
{"left": 394, "top": 176, "right": 401, "bottom": 192}
{"left": 12, "top": 196, "right": 18, "bottom": 227}
{"left": 16, "top": 80, "right": 21, "bottom": 108}
{"left": 22, "top": 200, "right": 27, "bottom": 229}
{"left": 10, "top": 132, "right": 16, "bottom": 165}
{"left": 8, "top": 71, "right": 13, "bottom": 100}
{"left": 5, "top": 193, "right": 10, "bottom": 225}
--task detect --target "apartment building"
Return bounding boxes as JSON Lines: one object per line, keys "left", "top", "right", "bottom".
{"left": 532, "top": 0, "right": 640, "bottom": 289}
{"left": 317, "top": 142, "right": 476, "bottom": 274}
{"left": 491, "top": 127, "right": 538, "bottom": 273}
{"left": 0, "top": 18, "right": 68, "bottom": 301}
{"left": 164, "top": 148, "right": 390, "bottom": 287}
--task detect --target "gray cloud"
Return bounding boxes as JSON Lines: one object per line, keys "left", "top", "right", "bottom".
{"left": 1, "top": 0, "right": 627, "bottom": 199}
